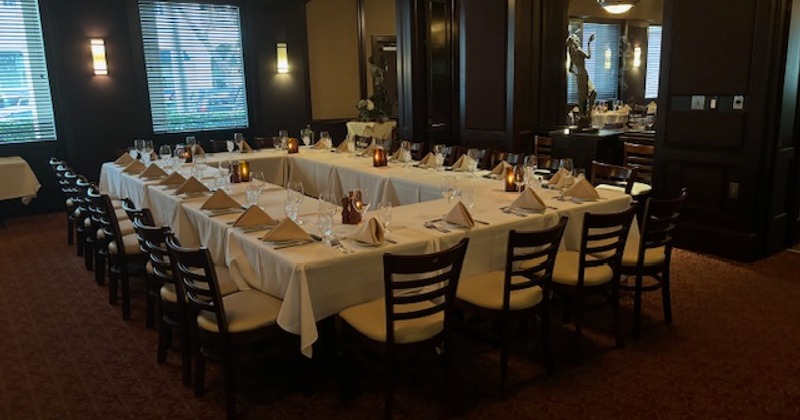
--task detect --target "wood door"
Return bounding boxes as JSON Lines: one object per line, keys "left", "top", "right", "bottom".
{"left": 425, "top": 0, "right": 457, "bottom": 144}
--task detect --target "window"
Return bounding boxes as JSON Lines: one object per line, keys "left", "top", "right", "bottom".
{"left": 0, "top": 0, "right": 57, "bottom": 144}
{"left": 138, "top": 1, "right": 248, "bottom": 134}
{"left": 645, "top": 25, "right": 662, "bottom": 99}
{"left": 567, "top": 20, "right": 621, "bottom": 104}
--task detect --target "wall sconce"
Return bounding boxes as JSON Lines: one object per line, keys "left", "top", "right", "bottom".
{"left": 276, "top": 42, "right": 289, "bottom": 74}
{"left": 597, "top": 0, "right": 640, "bottom": 14}
{"left": 633, "top": 46, "right": 642, "bottom": 68}
{"left": 604, "top": 46, "right": 612, "bottom": 70}
{"left": 90, "top": 38, "right": 108, "bottom": 76}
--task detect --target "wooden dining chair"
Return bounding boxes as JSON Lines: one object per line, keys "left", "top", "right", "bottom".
{"left": 209, "top": 139, "right": 229, "bottom": 153}
{"left": 166, "top": 235, "right": 285, "bottom": 420}
{"left": 618, "top": 188, "right": 688, "bottom": 338}
{"left": 623, "top": 142, "right": 655, "bottom": 185}
{"left": 534, "top": 135, "right": 553, "bottom": 161}
{"left": 338, "top": 239, "right": 469, "bottom": 419}
{"left": 591, "top": 161, "right": 638, "bottom": 194}
{"left": 101, "top": 194, "right": 148, "bottom": 321}
{"left": 456, "top": 218, "right": 568, "bottom": 393}
{"left": 548, "top": 205, "right": 636, "bottom": 350}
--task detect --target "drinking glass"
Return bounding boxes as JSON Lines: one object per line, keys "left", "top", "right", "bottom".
{"left": 433, "top": 144, "right": 446, "bottom": 171}
{"left": 352, "top": 188, "right": 370, "bottom": 217}
{"left": 317, "top": 214, "right": 334, "bottom": 241}
{"left": 234, "top": 133, "right": 244, "bottom": 152}
{"left": 218, "top": 160, "right": 232, "bottom": 191}
{"left": 458, "top": 188, "right": 474, "bottom": 212}
{"left": 278, "top": 130, "right": 289, "bottom": 150}
{"left": 284, "top": 199, "right": 300, "bottom": 223}
{"left": 287, "top": 181, "right": 305, "bottom": 203}
{"left": 134, "top": 139, "right": 145, "bottom": 160}
{"left": 558, "top": 158, "right": 574, "bottom": 179}
{"left": 514, "top": 165, "right": 526, "bottom": 192}
{"left": 226, "top": 140, "right": 235, "bottom": 154}
{"left": 467, "top": 148, "right": 480, "bottom": 176}
{"left": 159, "top": 145, "right": 172, "bottom": 162}
{"left": 185, "top": 136, "right": 196, "bottom": 147}
{"left": 440, "top": 176, "right": 457, "bottom": 203}
{"left": 273, "top": 137, "right": 282, "bottom": 151}
{"left": 245, "top": 183, "right": 262, "bottom": 207}
{"left": 193, "top": 155, "right": 208, "bottom": 178}
{"left": 214, "top": 173, "right": 228, "bottom": 191}
{"left": 524, "top": 154, "right": 538, "bottom": 172}
{"left": 251, "top": 171, "right": 265, "bottom": 190}
{"left": 377, "top": 201, "right": 392, "bottom": 232}
{"left": 300, "top": 130, "right": 312, "bottom": 148}
{"left": 143, "top": 140, "right": 154, "bottom": 164}
{"left": 174, "top": 144, "right": 186, "bottom": 164}
{"left": 318, "top": 192, "right": 338, "bottom": 217}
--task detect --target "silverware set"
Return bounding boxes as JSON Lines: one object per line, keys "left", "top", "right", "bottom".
{"left": 330, "top": 238, "right": 355, "bottom": 254}
{"left": 424, "top": 220, "right": 450, "bottom": 233}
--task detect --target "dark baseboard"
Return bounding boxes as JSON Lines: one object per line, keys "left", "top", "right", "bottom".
{"left": 675, "top": 222, "right": 765, "bottom": 262}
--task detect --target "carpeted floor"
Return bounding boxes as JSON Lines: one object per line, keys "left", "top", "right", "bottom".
{"left": 1, "top": 213, "right": 799, "bottom": 419}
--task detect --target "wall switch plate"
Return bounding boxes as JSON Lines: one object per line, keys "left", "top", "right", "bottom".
{"left": 709, "top": 96, "right": 718, "bottom": 110}
{"left": 733, "top": 95, "right": 745, "bottom": 110}
{"left": 691, "top": 95, "right": 705, "bottom": 110}
{"left": 729, "top": 182, "right": 739, "bottom": 199}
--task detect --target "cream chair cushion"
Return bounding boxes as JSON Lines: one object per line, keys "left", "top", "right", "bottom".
{"left": 457, "top": 271, "right": 543, "bottom": 311}
{"left": 66, "top": 198, "right": 74, "bottom": 207}
{"left": 162, "top": 265, "right": 240, "bottom": 303}
{"left": 115, "top": 208, "right": 129, "bottom": 221}
{"left": 196, "top": 289, "right": 281, "bottom": 333}
{"left": 108, "top": 233, "right": 141, "bottom": 255}
{"left": 621, "top": 245, "right": 666, "bottom": 267}
{"left": 97, "top": 219, "right": 135, "bottom": 240}
{"left": 552, "top": 251, "right": 613, "bottom": 286}
{"left": 339, "top": 298, "right": 443, "bottom": 344}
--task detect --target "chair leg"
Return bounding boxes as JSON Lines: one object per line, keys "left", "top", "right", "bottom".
{"left": 146, "top": 288, "right": 156, "bottom": 329}
{"left": 76, "top": 228, "right": 85, "bottom": 257}
{"left": 224, "top": 356, "right": 237, "bottom": 420}
{"left": 157, "top": 316, "right": 170, "bottom": 364}
{"left": 632, "top": 274, "right": 644, "bottom": 339}
{"left": 194, "top": 348, "right": 206, "bottom": 397}
{"left": 108, "top": 263, "right": 118, "bottom": 305}
{"left": 662, "top": 270, "right": 673, "bottom": 324}
{"left": 499, "top": 320, "right": 509, "bottom": 396}
{"left": 67, "top": 216, "right": 74, "bottom": 245}
{"left": 84, "top": 239, "right": 94, "bottom": 270}
{"left": 121, "top": 263, "right": 131, "bottom": 320}
{"left": 181, "top": 324, "right": 193, "bottom": 387}
{"left": 95, "top": 252, "right": 105, "bottom": 285}
{"left": 612, "top": 286, "right": 624, "bottom": 349}
{"left": 541, "top": 308, "right": 555, "bottom": 376}
{"left": 384, "top": 355, "right": 395, "bottom": 420}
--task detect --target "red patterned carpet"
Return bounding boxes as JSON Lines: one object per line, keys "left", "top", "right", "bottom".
{"left": 1, "top": 213, "right": 799, "bottom": 419}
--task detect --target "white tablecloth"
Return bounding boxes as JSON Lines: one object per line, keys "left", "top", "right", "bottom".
{"left": 99, "top": 150, "right": 637, "bottom": 357}
{"left": 592, "top": 111, "right": 629, "bottom": 128}
{"left": 346, "top": 120, "right": 397, "bottom": 141}
{"left": 0, "top": 156, "right": 41, "bottom": 204}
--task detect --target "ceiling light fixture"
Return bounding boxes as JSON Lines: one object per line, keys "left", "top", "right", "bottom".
{"left": 597, "top": 0, "right": 640, "bottom": 14}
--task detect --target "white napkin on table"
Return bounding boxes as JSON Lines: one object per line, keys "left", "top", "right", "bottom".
{"left": 444, "top": 201, "right": 475, "bottom": 228}
{"left": 336, "top": 140, "right": 354, "bottom": 153}
{"left": 489, "top": 160, "right": 511, "bottom": 177}
{"left": 349, "top": 217, "right": 385, "bottom": 245}
{"left": 418, "top": 152, "right": 437, "bottom": 168}
{"left": 159, "top": 172, "right": 186, "bottom": 187}
{"left": 201, "top": 189, "right": 241, "bottom": 210}
{"left": 233, "top": 205, "right": 277, "bottom": 227}
{"left": 139, "top": 163, "right": 167, "bottom": 179}
{"left": 547, "top": 168, "right": 575, "bottom": 189}
{"left": 361, "top": 143, "right": 376, "bottom": 157}
{"left": 261, "top": 218, "right": 313, "bottom": 243}
{"left": 314, "top": 138, "right": 332, "bottom": 149}
{"left": 451, "top": 155, "right": 476, "bottom": 172}
{"left": 114, "top": 153, "right": 134, "bottom": 165}
{"left": 123, "top": 160, "right": 146, "bottom": 174}
{"left": 510, "top": 188, "right": 546, "bottom": 212}
{"left": 564, "top": 178, "right": 601, "bottom": 200}
{"left": 175, "top": 176, "right": 210, "bottom": 195}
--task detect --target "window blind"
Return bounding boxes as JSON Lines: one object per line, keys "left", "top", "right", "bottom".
{"left": 645, "top": 25, "right": 662, "bottom": 99}
{"left": 0, "top": 0, "right": 57, "bottom": 143}
{"left": 567, "top": 21, "right": 620, "bottom": 104}
{"left": 138, "top": 1, "right": 248, "bottom": 134}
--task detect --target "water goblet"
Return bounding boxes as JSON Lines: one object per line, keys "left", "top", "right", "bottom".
{"left": 159, "top": 145, "right": 172, "bottom": 163}
{"left": 278, "top": 130, "right": 289, "bottom": 150}
{"left": 284, "top": 199, "right": 300, "bottom": 223}
{"left": 319, "top": 131, "right": 332, "bottom": 148}
{"left": 318, "top": 192, "right": 338, "bottom": 217}
{"left": 234, "top": 133, "right": 245, "bottom": 152}
{"left": 134, "top": 139, "right": 145, "bottom": 160}
{"left": 514, "top": 165, "right": 526, "bottom": 193}
{"left": 467, "top": 148, "right": 480, "bottom": 177}
{"left": 226, "top": 140, "right": 235, "bottom": 155}
{"left": 300, "top": 130, "right": 312, "bottom": 148}
{"left": 317, "top": 214, "right": 334, "bottom": 241}
{"left": 143, "top": 140, "right": 154, "bottom": 164}
{"left": 193, "top": 154, "right": 208, "bottom": 179}
{"left": 458, "top": 188, "right": 474, "bottom": 212}
{"left": 273, "top": 137, "right": 282, "bottom": 151}
{"left": 377, "top": 201, "right": 393, "bottom": 233}
{"left": 440, "top": 176, "right": 457, "bottom": 203}
{"left": 245, "top": 182, "right": 262, "bottom": 207}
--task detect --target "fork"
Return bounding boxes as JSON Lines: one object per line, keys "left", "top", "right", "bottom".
{"left": 500, "top": 207, "right": 527, "bottom": 218}
{"left": 424, "top": 221, "right": 450, "bottom": 233}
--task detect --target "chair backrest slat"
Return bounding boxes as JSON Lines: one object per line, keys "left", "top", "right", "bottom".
{"left": 578, "top": 206, "right": 637, "bottom": 287}
{"left": 503, "top": 217, "right": 568, "bottom": 307}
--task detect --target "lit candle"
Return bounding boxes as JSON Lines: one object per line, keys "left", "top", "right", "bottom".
{"left": 287, "top": 138, "right": 299, "bottom": 154}
{"left": 239, "top": 160, "right": 250, "bottom": 182}
{"left": 373, "top": 147, "right": 386, "bottom": 167}
{"left": 504, "top": 166, "right": 516, "bottom": 192}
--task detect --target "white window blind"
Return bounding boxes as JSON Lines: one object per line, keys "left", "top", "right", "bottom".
{"left": 0, "top": 0, "right": 56, "bottom": 143}
{"left": 645, "top": 25, "right": 662, "bottom": 99}
{"left": 567, "top": 21, "right": 620, "bottom": 104}
{"left": 138, "top": 1, "right": 248, "bottom": 134}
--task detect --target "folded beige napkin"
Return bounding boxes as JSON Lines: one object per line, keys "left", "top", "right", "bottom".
{"left": 418, "top": 152, "right": 437, "bottom": 168}
{"left": 336, "top": 140, "right": 354, "bottom": 153}
{"left": 123, "top": 160, "right": 146, "bottom": 174}
{"left": 490, "top": 160, "right": 511, "bottom": 175}
{"left": 361, "top": 143, "right": 376, "bottom": 157}
{"left": 139, "top": 163, "right": 167, "bottom": 179}
{"left": 159, "top": 171, "right": 186, "bottom": 187}
{"left": 444, "top": 201, "right": 475, "bottom": 228}
{"left": 349, "top": 217, "right": 385, "bottom": 245}
{"left": 240, "top": 141, "right": 253, "bottom": 153}
{"left": 233, "top": 205, "right": 277, "bottom": 227}
{"left": 547, "top": 168, "right": 575, "bottom": 189}
{"left": 451, "top": 155, "right": 476, "bottom": 172}
{"left": 175, "top": 176, "right": 210, "bottom": 195}
{"left": 114, "top": 153, "right": 134, "bottom": 165}
{"left": 564, "top": 178, "right": 600, "bottom": 200}
{"left": 314, "top": 138, "right": 332, "bottom": 149}
{"left": 201, "top": 189, "right": 241, "bottom": 210}
{"left": 261, "top": 218, "right": 312, "bottom": 243}
{"left": 391, "top": 148, "right": 412, "bottom": 162}
{"left": 510, "top": 188, "right": 546, "bottom": 212}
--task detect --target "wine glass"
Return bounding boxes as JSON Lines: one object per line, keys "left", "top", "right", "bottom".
{"left": 513, "top": 165, "right": 526, "bottom": 193}
{"left": 159, "top": 145, "right": 172, "bottom": 163}
{"left": 319, "top": 131, "right": 331, "bottom": 148}
{"left": 317, "top": 214, "right": 334, "bottom": 241}
{"left": 318, "top": 192, "right": 338, "bottom": 217}
{"left": 352, "top": 188, "right": 370, "bottom": 218}
{"left": 273, "top": 137, "right": 282, "bottom": 151}
{"left": 467, "top": 148, "right": 480, "bottom": 177}
{"left": 284, "top": 199, "right": 300, "bottom": 223}
{"left": 234, "top": 133, "right": 245, "bottom": 152}
{"left": 278, "top": 130, "right": 289, "bottom": 150}
{"left": 558, "top": 158, "right": 574, "bottom": 180}
{"left": 193, "top": 154, "right": 207, "bottom": 179}
{"left": 174, "top": 144, "right": 187, "bottom": 169}
{"left": 300, "top": 130, "right": 312, "bottom": 148}
{"left": 226, "top": 140, "right": 235, "bottom": 155}
{"left": 218, "top": 160, "right": 232, "bottom": 191}
{"left": 433, "top": 144, "right": 446, "bottom": 171}
{"left": 134, "top": 139, "right": 145, "bottom": 160}
{"left": 245, "top": 182, "right": 262, "bottom": 207}
{"left": 377, "top": 201, "right": 393, "bottom": 233}
{"left": 458, "top": 188, "right": 474, "bottom": 212}
{"left": 144, "top": 140, "right": 154, "bottom": 164}
{"left": 440, "top": 176, "right": 457, "bottom": 203}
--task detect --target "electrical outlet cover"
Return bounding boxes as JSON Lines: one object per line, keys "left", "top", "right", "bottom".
{"left": 733, "top": 95, "right": 745, "bottom": 110}
{"left": 691, "top": 95, "right": 705, "bottom": 110}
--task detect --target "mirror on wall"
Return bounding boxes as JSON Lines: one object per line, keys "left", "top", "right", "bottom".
{"left": 306, "top": 0, "right": 398, "bottom": 121}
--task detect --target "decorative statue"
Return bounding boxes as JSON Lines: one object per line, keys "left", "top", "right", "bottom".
{"left": 566, "top": 32, "right": 597, "bottom": 130}
{"left": 356, "top": 54, "right": 394, "bottom": 120}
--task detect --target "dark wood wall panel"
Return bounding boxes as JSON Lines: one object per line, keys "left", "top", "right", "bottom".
{"left": 463, "top": 0, "right": 507, "bottom": 131}
{"left": 664, "top": 111, "right": 747, "bottom": 149}
{"left": 669, "top": 0, "right": 757, "bottom": 94}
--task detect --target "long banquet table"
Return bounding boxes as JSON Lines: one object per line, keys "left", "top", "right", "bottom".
{"left": 100, "top": 149, "right": 636, "bottom": 356}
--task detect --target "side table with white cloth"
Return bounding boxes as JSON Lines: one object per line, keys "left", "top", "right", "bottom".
{"left": 346, "top": 120, "right": 397, "bottom": 142}
{"left": 0, "top": 156, "right": 41, "bottom": 205}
